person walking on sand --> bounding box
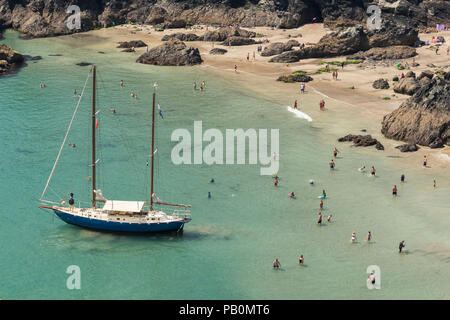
[335,71,338,80]
[319,100,325,110]
[433,178,436,188]
[300,83,305,94]
[234,65,237,73]
[423,155,428,167]
[253,51,255,61]
[294,100,298,109]
[341,61,344,69]
[247,52,249,61]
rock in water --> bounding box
[382,76,450,148]
[0,44,24,75]
[136,39,202,66]
[373,79,390,89]
[338,134,384,150]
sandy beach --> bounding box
[66,23,450,176]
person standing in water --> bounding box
[322,190,327,198]
[399,240,406,253]
[317,212,323,225]
[367,231,372,242]
[299,255,304,265]
[273,259,281,269]
[327,214,332,222]
[274,177,278,186]
[234,64,238,73]
[351,232,357,243]
[120,80,124,88]
[433,179,436,188]
[329,159,335,169]
[319,199,323,209]
[333,147,339,158]
[392,185,397,196]
[208,192,212,198]
[401,174,405,182]
[294,100,298,109]
[371,166,376,176]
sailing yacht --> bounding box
[38,66,191,233]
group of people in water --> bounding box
[193,80,206,91]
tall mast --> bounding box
[91,66,96,208]
[150,91,156,211]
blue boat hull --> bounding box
[53,209,185,233]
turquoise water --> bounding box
[1,30,449,299]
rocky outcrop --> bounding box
[348,46,417,61]
[395,143,419,152]
[382,75,450,148]
[136,39,202,66]
[0,1,447,39]
[261,41,298,57]
[270,26,368,63]
[366,15,418,48]
[117,40,147,48]
[0,44,24,75]
[202,26,256,42]
[373,79,390,89]
[338,134,384,150]
[393,77,421,95]
[220,36,259,46]
[209,48,227,55]
[161,33,200,41]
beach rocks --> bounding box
[117,40,147,48]
[405,71,416,78]
[417,70,434,80]
[338,134,384,150]
[392,76,399,82]
[136,39,202,66]
[393,77,421,95]
[209,48,227,55]
[0,44,24,75]
[348,46,417,61]
[261,41,297,57]
[202,27,256,42]
[277,73,313,83]
[395,143,419,152]
[76,62,93,66]
[365,15,418,48]
[220,36,259,46]
[270,26,368,63]
[382,76,450,148]
[161,33,200,42]
[372,79,390,89]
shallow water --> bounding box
[0,30,449,299]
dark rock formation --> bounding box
[136,39,202,66]
[121,48,135,52]
[366,15,418,48]
[393,77,421,96]
[202,26,256,42]
[209,48,227,55]
[76,62,92,66]
[221,36,259,46]
[277,74,313,83]
[396,143,419,152]
[417,70,434,80]
[382,75,450,148]
[338,134,384,150]
[0,44,24,75]
[161,33,200,41]
[405,71,416,78]
[270,26,368,63]
[373,79,390,89]
[348,46,417,61]
[117,40,147,48]
[392,76,399,81]
[261,41,296,57]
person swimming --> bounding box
[68,143,76,148]
[109,107,116,114]
[289,192,296,198]
[368,272,376,285]
[309,179,314,185]
[322,190,326,198]
[359,165,366,172]
[210,178,215,183]
[327,214,332,222]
